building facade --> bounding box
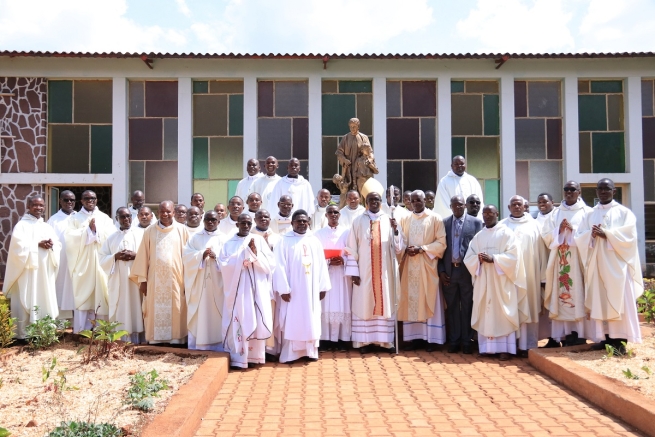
[0,52,654,277]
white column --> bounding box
[308,75,322,193]
[111,77,128,211]
[243,76,257,176]
[499,75,516,214]
[372,77,387,188]
[177,77,193,204]
[437,76,452,182]
[562,75,581,181]
[625,76,646,265]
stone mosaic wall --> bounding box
[0,184,45,279]
[0,77,47,173]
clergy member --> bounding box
[65,190,114,332]
[251,156,281,212]
[382,185,410,222]
[99,207,144,343]
[542,181,592,347]
[575,179,643,352]
[235,158,264,202]
[315,205,352,351]
[345,192,405,354]
[270,195,293,235]
[339,190,365,228]
[252,209,282,251]
[311,188,332,231]
[425,190,436,211]
[3,195,60,338]
[466,194,482,218]
[174,204,188,225]
[47,190,76,320]
[398,190,447,351]
[221,214,275,368]
[185,206,203,235]
[190,193,206,214]
[464,205,524,361]
[128,190,156,228]
[136,206,155,229]
[214,203,227,220]
[246,192,263,219]
[218,196,245,237]
[536,193,555,229]
[130,200,190,344]
[268,158,315,216]
[183,211,225,351]
[434,156,484,218]
[273,210,331,363]
[500,196,546,356]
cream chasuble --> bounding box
[65,207,114,315]
[3,214,61,338]
[220,233,274,368]
[339,205,366,229]
[47,209,76,317]
[183,230,224,350]
[130,222,189,343]
[434,171,485,219]
[575,201,643,343]
[99,228,145,340]
[251,174,281,212]
[252,227,282,251]
[270,213,292,236]
[268,175,316,216]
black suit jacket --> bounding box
[438,213,484,277]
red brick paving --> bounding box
[195,349,644,436]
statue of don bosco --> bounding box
[334,118,379,205]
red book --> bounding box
[323,249,342,259]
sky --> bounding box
[0,0,653,54]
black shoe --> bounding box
[337,340,348,352]
[387,347,396,354]
[590,341,609,350]
[305,356,319,362]
[425,343,438,353]
[462,344,472,354]
[517,350,529,358]
[402,342,417,351]
[359,345,373,354]
[447,344,460,353]
[542,338,561,348]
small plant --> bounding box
[24,307,70,351]
[78,318,130,364]
[0,299,16,351]
[642,365,652,375]
[621,341,635,358]
[605,344,616,358]
[637,282,655,323]
[125,369,169,411]
[46,421,121,437]
[622,368,640,380]
[42,357,78,393]
[0,427,11,437]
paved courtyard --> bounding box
[195,349,643,437]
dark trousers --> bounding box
[442,265,474,346]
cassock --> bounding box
[218,217,238,238]
[235,173,264,201]
[99,228,145,343]
[130,222,189,344]
[536,210,554,230]
[315,225,352,342]
[65,207,114,332]
[220,233,275,368]
[183,229,224,351]
[398,210,447,344]
[47,209,76,319]
[500,214,547,350]
[273,231,331,363]
[434,171,484,218]
[268,176,316,216]
[251,174,281,212]
[2,214,60,338]
[311,205,328,231]
[345,211,405,348]
[185,225,203,236]
[270,213,292,235]
[464,224,526,354]
[542,200,593,341]
[339,205,366,228]
[575,201,643,343]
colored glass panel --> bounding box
[145,81,178,118]
[90,125,112,173]
[229,94,244,136]
[420,118,436,159]
[322,80,338,94]
[592,132,625,173]
[387,118,419,159]
[483,94,500,136]
[451,81,464,93]
[607,94,624,131]
[386,81,401,117]
[145,161,178,203]
[293,118,309,160]
[228,180,239,199]
[193,81,208,94]
[129,81,144,117]
[275,81,308,117]
[644,160,655,202]
[339,81,372,93]
[322,94,356,136]
[515,161,529,200]
[578,80,590,94]
[193,137,209,179]
[451,94,482,136]
[546,119,563,160]
[130,161,145,194]
[210,137,243,179]
[514,81,527,117]
[643,118,655,159]
[74,81,112,124]
[451,137,465,158]
[578,95,607,131]
[642,80,654,117]
[466,137,499,179]
[402,81,436,117]
[258,81,274,117]
[210,81,243,94]
[484,179,500,210]
[404,161,436,192]
[322,137,339,179]
[194,180,227,209]
[387,161,402,191]
[48,125,89,173]
[129,118,163,160]
[356,93,373,136]
[193,94,228,136]
[529,161,561,203]
[515,119,546,159]
[591,80,622,94]
[258,118,291,160]
[163,119,178,160]
[579,132,592,173]
[48,80,73,123]
[466,81,498,94]
[527,81,560,117]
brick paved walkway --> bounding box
[196,349,643,437]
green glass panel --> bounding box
[484,179,500,211]
[130,161,145,194]
[607,94,624,131]
[193,81,209,94]
[229,94,244,136]
[483,94,500,136]
[322,136,339,179]
[91,125,112,174]
[48,80,73,123]
[322,94,356,136]
[451,137,465,158]
[194,180,227,209]
[592,132,625,173]
[339,80,372,93]
[210,137,242,179]
[591,80,622,94]
[467,137,499,179]
[193,137,209,179]
[451,81,464,93]
[228,180,239,199]
[578,95,607,131]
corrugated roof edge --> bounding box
[1,51,655,59]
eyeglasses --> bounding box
[62,199,75,203]
[563,187,577,192]
[82,197,97,201]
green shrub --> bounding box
[78,319,129,364]
[0,426,11,437]
[0,300,16,350]
[125,369,169,411]
[46,421,121,437]
[638,279,655,323]
[25,307,70,351]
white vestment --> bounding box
[235,173,264,202]
[535,210,553,230]
[542,200,593,341]
[381,203,410,222]
[500,214,547,350]
[315,226,352,342]
[185,225,203,236]
[3,214,60,338]
[268,175,316,216]
[345,211,405,348]
[218,216,238,238]
[339,205,366,229]
[270,213,292,236]
[47,209,76,318]
[434,171,484,219]
[575,201,643,343]
[183,230,225,351]
[220,233,274,368]
[99,228,145,343]
[251,226,281,355]
[252,227,282,251]
[273,232,331,362]
[311,205,328,231]
[535,209,555,339]
[251,174,282,212]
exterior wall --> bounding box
[0,56,654,277]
